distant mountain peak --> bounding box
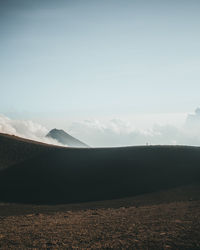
[46,128,88,147]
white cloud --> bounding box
[0,114,63,146]
[185,107,200,127]
[1,108,200,148]
[69,109,200,147]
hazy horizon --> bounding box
[1,107,200,147]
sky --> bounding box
[1,0,200,146]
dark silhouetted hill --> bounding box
[0,133,55,170]
[46,128,88,147]
[0,132,200,204]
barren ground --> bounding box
[0,185,200,249]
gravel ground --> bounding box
[0,187,200,249]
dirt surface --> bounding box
[0,185,200,249]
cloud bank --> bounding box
[1,108,200,147]
[0,114,62,146]
[69,109,200,147]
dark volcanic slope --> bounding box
[0,133,200,204]
[0,133,54,170]
[47,128,88,147]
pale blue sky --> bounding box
[1,0,200,120]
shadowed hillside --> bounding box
[0,133,200,204]
[0,133,54,170]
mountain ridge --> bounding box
[46,128,88,147]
